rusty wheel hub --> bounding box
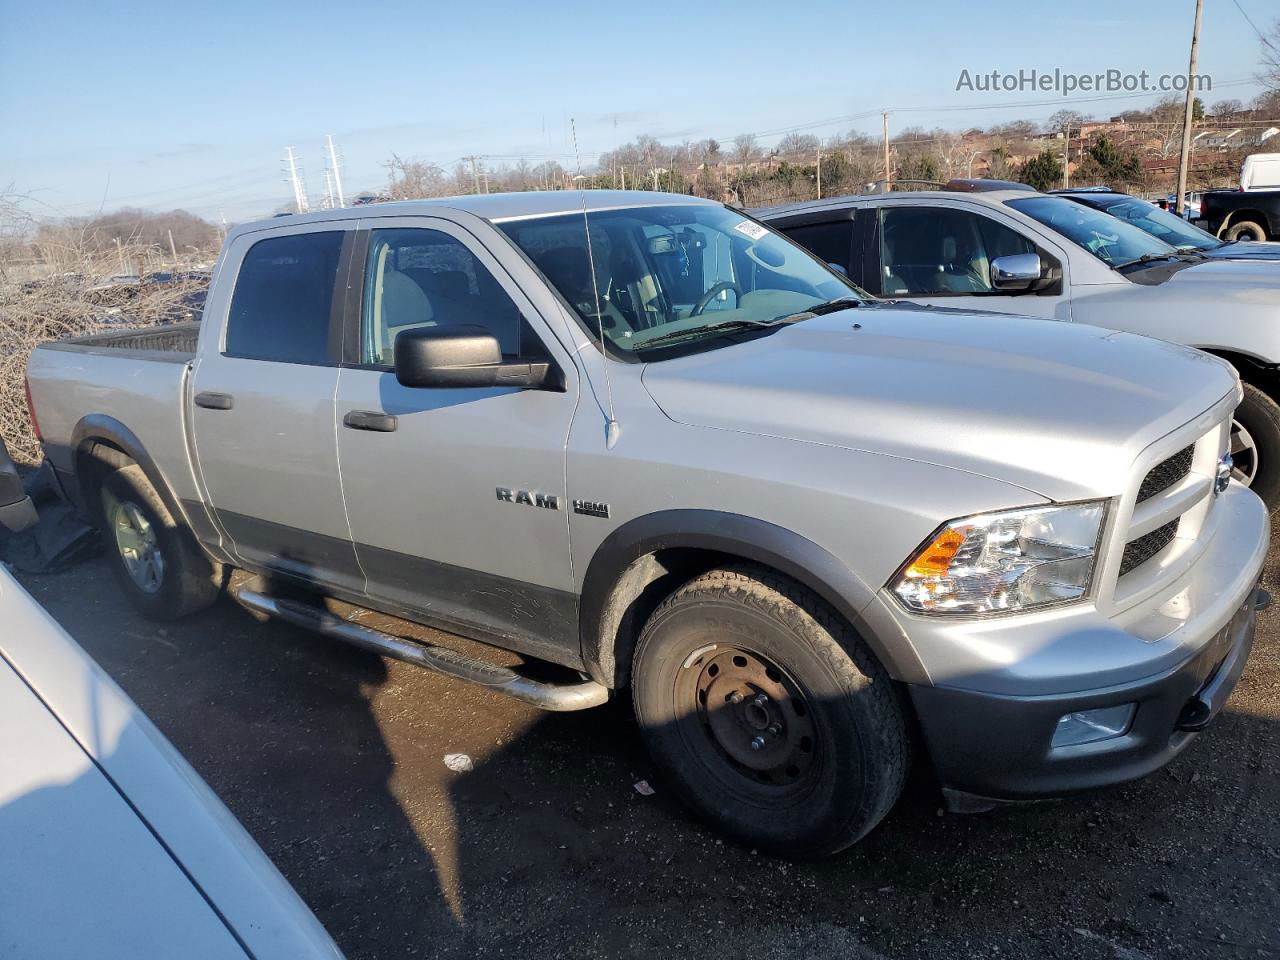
[688,647,816,787]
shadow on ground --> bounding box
[15,537,1280,960]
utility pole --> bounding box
[283,146,309,213]
[464,156,482,194]
[325,134,346,207]
[114,237,127,275]
[1175,0,1204,217]
[816,145,823,199]
[167,229,177,262]
[1063,126,1071,189]
[882,112,891,190]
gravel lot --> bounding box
[14,519,1280,960]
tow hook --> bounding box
[1255,588,1271,612]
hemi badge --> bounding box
[573,499,610,519]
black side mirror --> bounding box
[394,325,558,390]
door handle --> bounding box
[194,391,234,411]
[343,410,398,433]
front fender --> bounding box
[578,509,928,688]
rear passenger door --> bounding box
[869,201,1069,319]
[333,217,581,665]
[190,222,362,593]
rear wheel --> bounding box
[1225,220,1268,242]
[1232,383,1280,510]
[99,465,222,619]
[632,566,907,857]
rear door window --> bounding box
[226,231,345,363]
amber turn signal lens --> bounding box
[904,527,966,577]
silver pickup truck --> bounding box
[26,191,1269,856]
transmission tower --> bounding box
[282,146,310,213]
[325,134,346,207]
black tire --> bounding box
[1225,220,1268,242]
[632,565,907,857]
[99,464,222,620]
[1233,383,1280,510]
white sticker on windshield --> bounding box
[733,220,768,241]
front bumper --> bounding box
[900,483,1269,803]
[910,585,1260,803]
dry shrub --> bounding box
[0,262,207,463]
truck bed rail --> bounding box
[41,322,200,362]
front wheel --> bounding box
[632,566,907,857]
[99,464,222,619]
[1232,383,1280,510]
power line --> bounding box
[1230,0,1279,54]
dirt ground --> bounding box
[14,521,1280,960]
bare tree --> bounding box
[383,153,450,199]
[731,134,759,165]
[1046,110,1087,134]
[775,133,820,158]
[1260,17,1280,92]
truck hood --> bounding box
[1159,256,1280,292]
[1204,241,1280,261]
[640,306,1237,502]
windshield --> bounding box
[1083,196,1221,251]
[497,204,863,357]
[1006,195,1179,268]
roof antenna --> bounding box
[572,117,620,448]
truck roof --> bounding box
[229,190,718,239]
[756,188,1042,220]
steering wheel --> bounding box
[690,281,743,317]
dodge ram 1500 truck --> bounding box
[26,191,1269,856]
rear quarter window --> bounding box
[226,231,345,363]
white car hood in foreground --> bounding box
[0,568,342,960]
[642,306,1238,503]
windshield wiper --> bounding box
[1116,252,1184,269]
[633,316,802,351]
[771,296,864,323]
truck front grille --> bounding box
[1136,444,1194,503]
[1119,518,1180,577]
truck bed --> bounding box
[27,321,205,514]
[41,322,201,363]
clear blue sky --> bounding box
[0,0,1270,222]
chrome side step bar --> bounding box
[234,589,610,712]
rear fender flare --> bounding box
[69,415,189,528]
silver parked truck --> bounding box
[26,191,1269,856]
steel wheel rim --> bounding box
[1231,418,1258,486]
[676,643,819,798]
[110,497,164,593]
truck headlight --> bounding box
[890,501,1107,615]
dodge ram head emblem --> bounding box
[496,487,560,510]
[1215,454,1233,495]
